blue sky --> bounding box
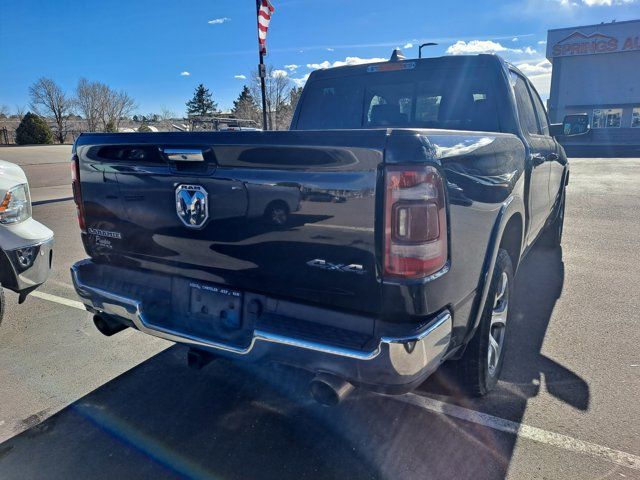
[0,0,638,116]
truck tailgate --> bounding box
[75,131,386,315]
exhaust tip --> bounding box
[187,348,216,370]
[93,314,127,337]
[309,374,354,407]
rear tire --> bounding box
[457,249,513,397]
[541,187,565,248]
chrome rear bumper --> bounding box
[71,259,452,391]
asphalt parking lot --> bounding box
[0,146,638,479]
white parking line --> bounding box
[304,223,374,232]
[28,290,640,472]
[399,394,640,471]
[30,291,86,311]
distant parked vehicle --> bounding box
[187,116,261,132]
[0,160,54,324]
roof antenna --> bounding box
[419,43,438,58]
[390,49,406,62]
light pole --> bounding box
[419,42,438,59]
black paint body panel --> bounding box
[75,128,523,348]
[73,54,567,350]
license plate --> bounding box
[189,282,242,328]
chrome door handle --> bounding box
[163,148,204,162]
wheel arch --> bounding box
[499,213,523,274]
[464,196,525,344]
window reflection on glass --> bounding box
[632,108,640,128]
[606,111,621,128]
[415,95,441,122]
[592,108,622,129]
[365,83,413,126]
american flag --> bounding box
[257,0,275,55]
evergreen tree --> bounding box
[231,86,260,124]
[105,119,118,132]
[186,84,218,116]
[15,112,53,145]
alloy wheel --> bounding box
[271,208,287,225]
[488,271,509,376]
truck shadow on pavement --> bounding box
[0,245,589,480]
[424,244,589,411]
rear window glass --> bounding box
[295,84,364,130]
[365,83,413,127]
[296,66,500,132]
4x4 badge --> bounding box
[307,259,366,275]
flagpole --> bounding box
[257,0,269,130]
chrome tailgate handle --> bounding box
[163,148,204,162]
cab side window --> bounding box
[510,71,540,136]
[530,87,550,136]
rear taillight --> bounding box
[384,165,447,278]
[71,154,86,233]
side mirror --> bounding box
[550,114,590,137]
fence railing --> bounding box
[0,117,258,145]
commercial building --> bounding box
[546,19,640,154]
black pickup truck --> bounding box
[71,54,588,405]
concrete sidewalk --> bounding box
[1,145,74,204]
[0,144,71,166]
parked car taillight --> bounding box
[71,154,86,233]
[384,165,447,278]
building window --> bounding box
[592,108,622,129]
[632,108,640,128]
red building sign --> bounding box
[552,31,640,57]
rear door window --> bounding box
[511,71,540,135]
[530,86,550,136]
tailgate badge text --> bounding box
[307,259,366,275]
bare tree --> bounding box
[102,89,136,130]
[158,106,177,130]
[29,77,74,144]
[0,105,9,118]
[14,105,26,120]
[250,66,292,130]
[75,79,136,132]
[159,106,176,122]
[75,79,102,132]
